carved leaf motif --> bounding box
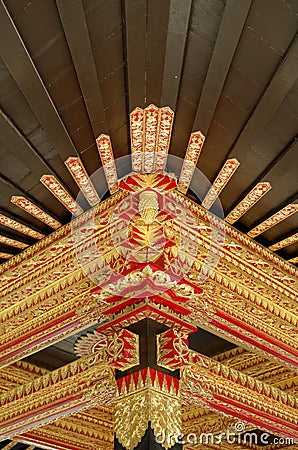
[114,392,149,450]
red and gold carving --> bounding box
[0,362,114,450]
[202,158,240,210]
[130,106,145,172]
[226,182,272,224]
[1,104,298,450]
[65,156,100,206]
[0,351,115,439]
[11,196,62,229]
[269,232,298,251]
[2,348,296,450]
[96,134,119,194]
[289,256,298,264]
[115,368,181,450]
[0,252,13,259]
[181,362,298,440]
[75,328,140,371]
[248,204,298,238]
[157,333,298,439]
[0,235,28,249]
[155,106,174,171]
[17,406,114,450]
[143,104,159,172]
[120,172,177,192]
[0,174,297,371]
[177,131,205,194]
[40,175,83,216]
[0,213,44,240]
[130,105,174,173]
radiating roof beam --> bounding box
[160,0,192,110]
[177,131,205,194]
[225,140,298,220]
[269,232,298,251]
[130,105,175,173]
[0,252,13,259]
[0,109,62,179]
[124,0,147,111]
[130,106,144,172]
[155,107,174,172]
[0,1,79,160]
[288,256,298,265]
[248,204,298,238]
[40,176,84,217]
[0,213,44,240]
[0,172,63,227]
[202,158,240,210]
[56,0,108,136]
[65,157,100,206]
[143,104,160,173]
[1,441,19,450]
[96,134,119,195]
[193,0,252,133]
[226,35,298,159]
[11,196,62,230]
[225,182,272,224]
[0,235,28,249]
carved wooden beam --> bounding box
[0,174,297,369]
[1,345,296,450]
[16,406,114,450]
[0,326,139,442]
[0,351,115,440]
[0,361,114,449]
[158,330,298,440]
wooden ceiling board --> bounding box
[171,0,226,156]
[0,0,297,372]
[145,0,170,106]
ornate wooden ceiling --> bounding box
[0,1,297,450]
[0,0,297,264]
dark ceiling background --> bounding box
[0,4,297,449]
[0,0,297,263]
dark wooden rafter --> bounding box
[56,0,109,137]
[269,226,298,252]
[192,0,252,134]
[0,206,45,238]
[0,0,79,161]
[160,0,192,110]
[0,442,38,450]
[0,442,21,450]
[226,138,298,216]
[0,109,62,179]
[123,0,147,111]
[0,173,62,226]
[227,34,298,160]
[0,227,31,248]
[0,3,297,447]
[145,0,171,106]
[0,108,82,215]
[0,247,17,258]
[199,29,298,243]
[247,192,298,233]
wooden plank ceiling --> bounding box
[0,2,297,449]
[0,0,297,259]
[0,0,297,367]
[0,0,296,262]
[0,0,298,359]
